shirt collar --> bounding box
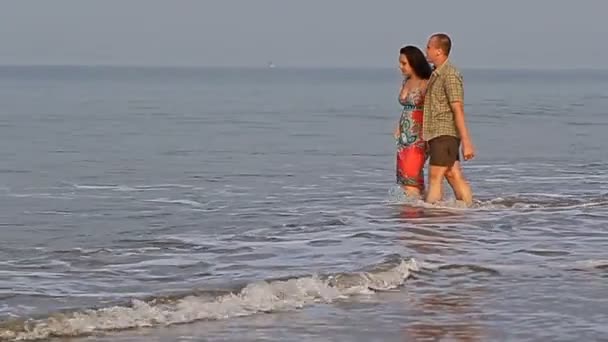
[432,59,450,76]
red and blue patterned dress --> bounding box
[396,87,427,191]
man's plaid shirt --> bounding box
[422,60,464,141]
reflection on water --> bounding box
[394,203,484,341]
[402,289,485,342]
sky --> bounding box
[1,0,606,69]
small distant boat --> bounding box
[267,61,276,69]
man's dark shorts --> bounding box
[428,135,460,167]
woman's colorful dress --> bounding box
[396,87,427,190]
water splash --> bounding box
[0,256,418,341]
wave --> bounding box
[387,186,608,211]
[0,255,418,341]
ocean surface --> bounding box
[0,65,607,341]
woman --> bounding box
[393,45,433,197]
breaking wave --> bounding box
[0,256,418,341]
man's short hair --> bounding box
[431,33,452,56]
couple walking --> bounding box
[394,33,475,206]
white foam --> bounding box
[72,184,138,191]
[0,258,418,341]
[144,198,208,208]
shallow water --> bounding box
[0,66,607,341]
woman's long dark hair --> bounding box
[400,45,432,79]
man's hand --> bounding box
[462,138,475,161]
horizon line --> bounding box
[0,63,606,71]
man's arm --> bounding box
[450,100,472,143]
[445,73,475,160]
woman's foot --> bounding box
[401,185,422,199]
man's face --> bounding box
[426,37,440,64]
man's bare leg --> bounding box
[444,161,473,206]
[425,165,448,203]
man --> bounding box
[422,33,475,206]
